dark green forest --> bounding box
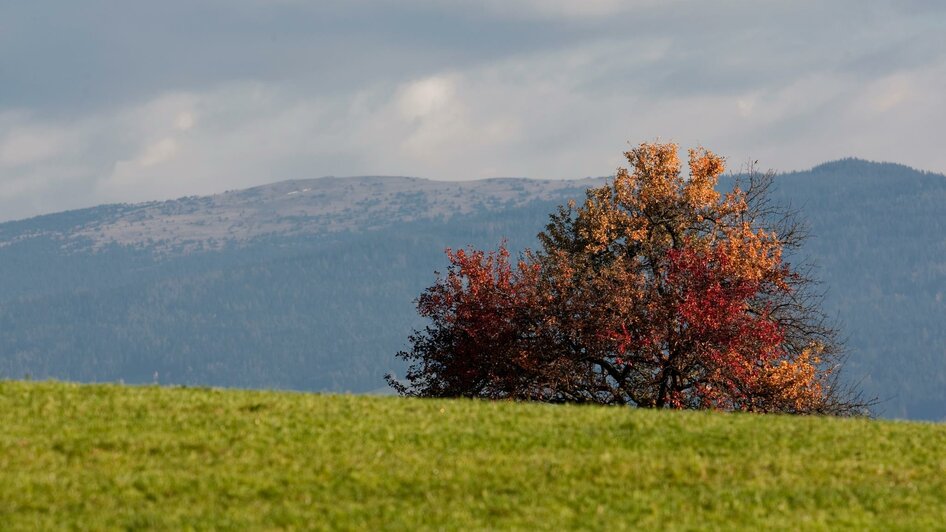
[763,160,946,419]
[0,160,943,419]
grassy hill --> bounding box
[2,382,944,530]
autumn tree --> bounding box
[389,142,867,415]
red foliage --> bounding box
[389,244,546,399]
[664,247,787,409]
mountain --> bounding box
[761,159,946,419]
[0,176,600,393]
[0,161,943,419]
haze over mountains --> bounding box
[0,159,943,419]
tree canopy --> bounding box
[389,142,866,415]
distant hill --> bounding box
[0,161,943,419]
[761,159,946,419]
[0,176,600,394]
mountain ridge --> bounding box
[0,175,604,255]
[4,155,942,235]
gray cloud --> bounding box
[1,0,944,221]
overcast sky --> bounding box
[1,1,944,221]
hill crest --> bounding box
[0,175,603,255]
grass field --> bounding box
[1,381,945,530]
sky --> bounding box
[1,0,944,221]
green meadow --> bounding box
[1,381,944,530]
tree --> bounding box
[389,142,867,415]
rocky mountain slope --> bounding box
[1,176,601,254]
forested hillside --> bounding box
[0,177,593,394]
[763,160,946,419]
[0,161,943,419]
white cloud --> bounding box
[479,0,634,19]
[396,76,455,120]
[138,138,180,167]
[863,74,913,113]
[1,1,945,221]
[384,0,670,20]
[175,112,196,131]
[736,96,757,118]
[0,122,74,167]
